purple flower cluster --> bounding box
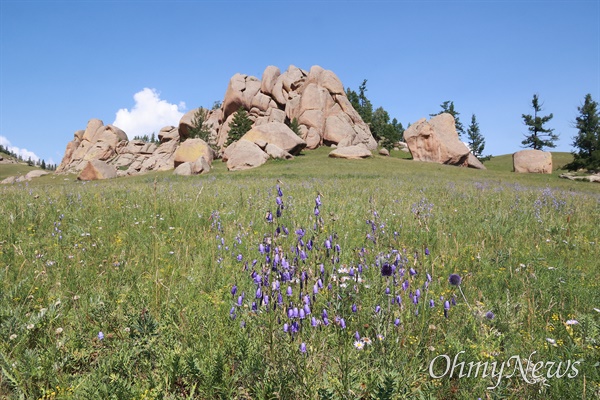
[228,186,466,353]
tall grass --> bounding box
[0,151,599,399]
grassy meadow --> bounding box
[0,149,599,399]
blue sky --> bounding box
[1,0,599,164]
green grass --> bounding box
[0,162,41,181]
[0,149,598,399]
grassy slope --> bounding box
[1,148,598,399]
[0,161,42,181]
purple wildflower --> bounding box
[449,274,462,286]
[300,343,307,353]
[231,285,237,296]
[98,331,104,341]
[486,311,495,320]
[381,262,393,277]
[352,304,357,313]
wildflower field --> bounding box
[1,149,599,399]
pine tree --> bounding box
[565,93,600,171]
[41,159,46,170]
[288,117,301,136]
[430,101,464,137]
[345,79,373,124]
[226,107,253,147]
[188,108,214,146]
[466,114,485,158]
[521,94,558,150]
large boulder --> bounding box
[329,145,372,159]
[225,140,270,171]
[404,114,485,169]
[241,122,306,155]
[513,149,552,174]
[77,160,117,181]
[173,138,215,167]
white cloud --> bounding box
[113,88,186,138]
[0,136,40,162]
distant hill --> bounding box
[0,153,47,180]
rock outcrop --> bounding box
[56,65,377,176]
[404,114,485,169]
[513,149,552,174]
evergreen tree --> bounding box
[150,132,156,144]
[466,114,485,158]
[371,107,403,150]
[346,79,373,124]
[346,80,403,149]
[188,108,214,146]
[521,94,558,150]
[430,101,464,137]
[41,159,46,170]
[288,117,301,136]
[27,156,33,166]
[565,93,600,171]
[226,107,253,147]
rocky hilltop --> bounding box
[57,65,378,176]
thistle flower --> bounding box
[448,274,462,286]
[486,311,495,320]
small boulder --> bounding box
[24,170,50,180]
[77,160,117,181]
[329,145,372,159]
[265,143,293,160]
[379,148,390,156]
[226,140,269,171]
[513,150,552,174]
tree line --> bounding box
[0,145,57,170]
